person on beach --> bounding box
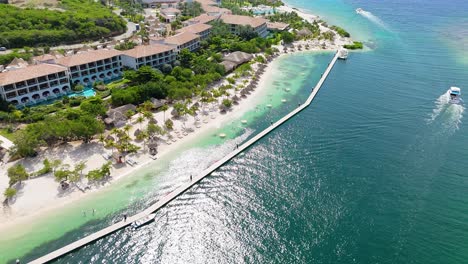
[190,175,192,181]
[92,209,96,216]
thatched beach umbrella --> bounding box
[232,96,239,105]
[171,108,179,117]
[148,117,157,124]
[134,128,142,137]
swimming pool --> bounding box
[69,88,96,97]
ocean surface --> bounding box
[5,0,468,263]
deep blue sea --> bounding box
[13,0,468,263]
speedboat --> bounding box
[131,213,156,229]
[338,48,348,60]
[356,8,364,14]
[448,86,462,104]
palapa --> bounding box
[134,128,142,137]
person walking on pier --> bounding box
[123,214,127,222]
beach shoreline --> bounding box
[0,47,337,233]
[0,4,350,261]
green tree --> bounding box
[178,48,194,68]
[165,118,174,130]
[74,161,86,180]
[80,97,107,117]
[50,159,62,173]
[7,164,29,186]
[222,99,233,109]
[3,187,17,203]
[160,104,169,121]
[54,168,72,182]
[136,115,145,129]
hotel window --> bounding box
[17,89,28,96]
[6,92,16,99]
[28,86,39,92]
[4,85,14,92]
[48,74,57,80]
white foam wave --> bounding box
[429,92,450,121]
[358,10,389,30]
[427,91,465,132]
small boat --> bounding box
[126,158,138,166]
[338,48,348,60]
[448,86,462,104]
[131,213,156,229]
[356,8,364,14]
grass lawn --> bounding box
[107,79,130,90]
[0,128,17,141]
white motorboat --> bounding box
[356,8,364,14]
[131,213,156,229]
[448,86,462,104]
[338,48,348,60]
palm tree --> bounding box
[143,111,153,121]
[141,100,155,112]
[110,128,120,138]
[74,161,86,181]
[98,134,105,147]
[136,115,145,129]
[160,105,169,122]
[123,124,132,137]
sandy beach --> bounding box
[0,3,352,238]
[0,51,289,232]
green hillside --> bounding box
[0,0,126,48]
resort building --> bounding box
[220,14,269,38]
[159,32,201,52]
[160,7,181,23]
[140,0,179,8]
[195,0,231,16]
[267,22,290,32]
[0,64,70,106]
[121,44,176,69]
[54,49,123,87]
[183,14,219,26]
[175,23,212,40]
[220,51,253,72]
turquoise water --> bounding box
[69,87,96,97]
[1,53,331,263]
[7,0,468,262]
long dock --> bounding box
[29,51,340,264]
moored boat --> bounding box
[131,213,156,229]
[338,48,348,60]
[448,86,462,104]
[356,8,364,14]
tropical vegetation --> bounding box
[0,0,126,48]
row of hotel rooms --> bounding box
[0,14,286,106]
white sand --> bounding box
[0,6,350,232]
[0,58,279,232]
[277,4,354,48]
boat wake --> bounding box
[357,9,389,30]
[427,92,464,132]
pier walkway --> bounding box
[30,50,340,264]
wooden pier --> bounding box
[29,51,340,264]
